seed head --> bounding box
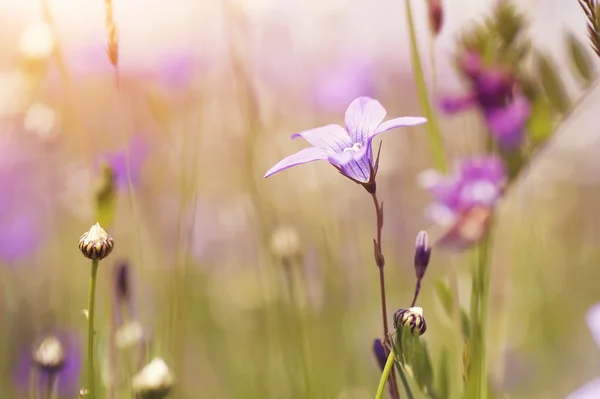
[414,230,432,279]
[269,226,301,260]
[115,321,145,350]
[393,307,427,336]
[78,223,114,261]
[32,335,65,373]
[132,357,174,399]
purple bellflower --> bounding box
[420,156,507,250]
[440,52,531,149]
[566,304,600,399]
[264,97,427,186]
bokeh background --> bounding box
[0,0,599,398]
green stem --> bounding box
[45,373,55,399]
[375,350,396,399]
[467,230,493,399]
[86,259,100,398]
[397,365,415,399]
[404,0,447,172]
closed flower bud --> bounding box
[414,230,431,280]
[269,226,301,260]
[114,260,130,303]
[79,223,114,261]
[32,336,65,373]
[132,358,174,399]
[115,321,145,350]
[393,307,427,336]
[427,0,444,36]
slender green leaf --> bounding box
[566,32,596,85]
[536,52,571,114]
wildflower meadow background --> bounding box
[1,0,600,398]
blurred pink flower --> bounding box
[312,56,375,113]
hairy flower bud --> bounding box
[393,307,427,336]
[132,358,174,399]
[32,336,65,373]
[414,230,431,280]
[79,223,114,261]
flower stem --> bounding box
[404,0,447,172]
[86,259,100,398]
[370,191,400,399]
[45,373,55,399]
[397,364,415,399]
[375,351,396,399]
[467,229,493,399]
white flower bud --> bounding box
[132,358,174,399]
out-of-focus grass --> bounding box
[0,1,599,398]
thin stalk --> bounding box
[404,0,447,172]
[370,191,400,399]
[86,259,100,398]
[467,228,493,399]
[45,373,55,399]
[397,365,415,399]
[375,351,396,399]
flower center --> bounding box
[343,142,363,153]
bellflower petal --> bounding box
[291,124,352,152]
[372,116,428,138]
[341,159,372,182]
[485,96,531,149]
[264,147,328,178]
[344,97,387,143]
[587,303,600,349]
[566,379,600,399]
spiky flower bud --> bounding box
[79,223,114,261]
[132,358,174,399]
[269,226,301,260]
[32,336,65,373]
[393,307,427,336]
[414,231,431,280]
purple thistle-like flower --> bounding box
[566,304,600,399]
[440,52,531,149]
[14,332,82,398]
[95,135,148,189]
[264,97,427,183]
[420,156,506,250]
[420,156,507,227]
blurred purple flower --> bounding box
[264,96,427,183]
[14,332,82,398]
[566,304,600,399]
[440,52,531,149]
[419,156,506,250]
[312,57,375,112]
[96,135,148,189]
[0,134,60,262]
